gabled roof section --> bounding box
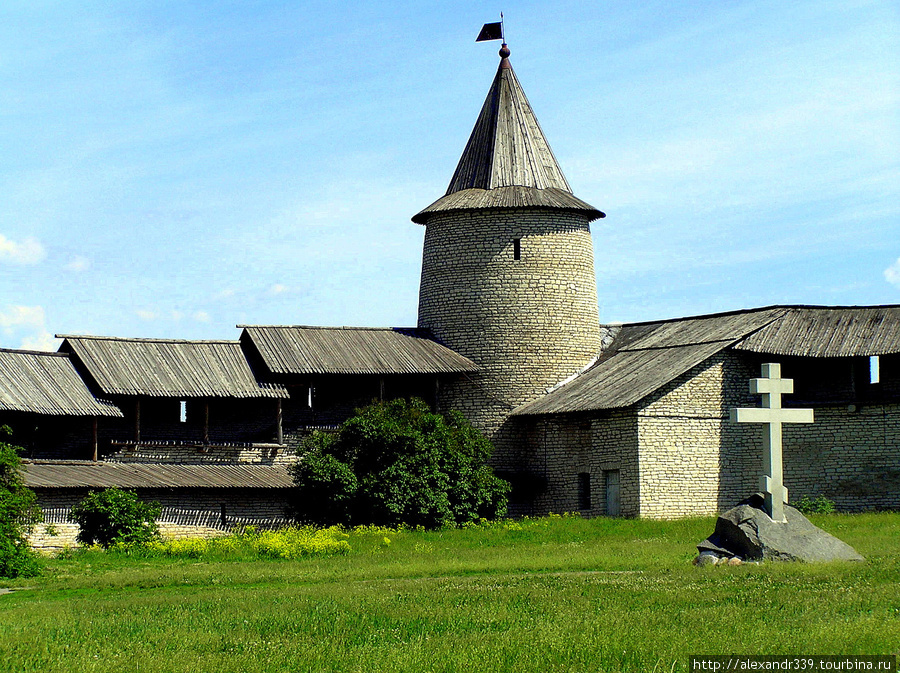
[513,307,788,416]
[0,348,123,417]
[513,304,900,417]
[57,336,286,399]
[413,45,603,224]
[239,326,479,376]
[21,460,294,489]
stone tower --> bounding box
[413,43,605,468]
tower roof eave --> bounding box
[411,186,605,224]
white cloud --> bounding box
[0,234,45,265]
[65,255,90,272]
[885,258,900,288]
[20,330,59,352]
[0,305,56,351]
[269,284,288,295]
[0,305,46,331]
[136,309,157,320]
[193,311,211,323]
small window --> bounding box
[577,472,591,510]
[513,238,521,260]
[179,400,187,423]
[870,355,880,384]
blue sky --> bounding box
[1,0,898,350]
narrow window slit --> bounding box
[513,238,521,260]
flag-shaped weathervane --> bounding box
[476,15,504,42]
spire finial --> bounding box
[499,43,510,59]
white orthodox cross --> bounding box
[730,363,814,523]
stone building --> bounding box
[408,45,900,518]
[413,42,605,478]
[3,42,900,547]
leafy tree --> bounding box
[289,398,509,528]
[69,488,162,547]
[0,427,42,578]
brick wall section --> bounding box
[28,488,292,551]
[418,208,601,469]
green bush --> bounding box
[0,428,42,578]
[69,488,162,547]
[793,494,837,514]
[289,398,509,529]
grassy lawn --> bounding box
[1,514,899,672]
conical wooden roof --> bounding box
[414,45,603,224]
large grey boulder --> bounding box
[697,494,864,563]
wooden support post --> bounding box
[91,417,98,462]
[134,399,141,444]
[379,377,385,401]
[276,398,284,445]
[433,377,440,412]
[203,401,210,445]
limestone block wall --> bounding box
[635,353,735,518]
[525,410,640,517]
[28,488,292,551]
[418,208,602,465]
[627,349,900,518]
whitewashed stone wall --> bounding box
[105,443,297,465]
[418,208,602,469]
[28,488,292,551]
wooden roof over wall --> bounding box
[57,336,286,399]
[22,460,294,489]
[413,48,602,224]
[0,348,122,417]
[240,326,478,376]
[732,305,900,357]
[513,305,900,416]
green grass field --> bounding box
[1,514,899,673]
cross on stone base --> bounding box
[730,363,814,522]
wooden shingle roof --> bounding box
[0,348,122,417]
[57,336,286,399]
[240,326,478,376]
[514,305,900,416]
[413,47,603,224]
[21,460,294,489]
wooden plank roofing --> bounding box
[513,305,900,416]
[732,305,900,357]
[57,336,286,399]
[412,186,603,224]
[240,326,478,376]
[0,348,122,417]
[413,49,602,224]
[21,460,294,489]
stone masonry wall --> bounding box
[418,208,602,470]
[635,353,733,518]
[28,488,292,551]
[526,410,640,517]
[630,349,900,518]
